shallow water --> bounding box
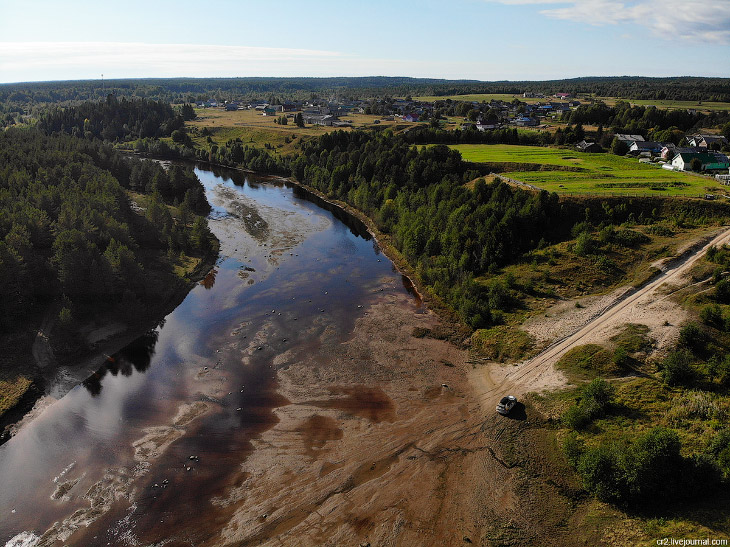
[0,166,419,546]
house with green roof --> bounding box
[671,152,730,172]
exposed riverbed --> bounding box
[1,165,502,546]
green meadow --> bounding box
[450,144,723,196]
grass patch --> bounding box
[611,323,653,354]
[471,325,534,361]
[555,344,619,381]
[450,144,721,196]
[0,375,33,416]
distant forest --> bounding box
[1,76,729,108]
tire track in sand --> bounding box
[474,225,730,403]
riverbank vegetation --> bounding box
[516,244,730,539]
[0,129,217,421]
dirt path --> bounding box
[472,226,730,404]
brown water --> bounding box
[0,166,421,546]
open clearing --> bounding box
[186,108,417,154]
[451,144,724,196]
[473,226,730,402]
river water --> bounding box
[0,165,421,546]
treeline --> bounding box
[404,126,553,146]
[0,129,216,343]
[286,130,575,327]
[132,135,290,176]
[3,76,729,108]
[564,100,730,138]
[38,95,186,141]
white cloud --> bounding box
[0,42,346,82]
[0,41,556,82]
[486,0,730,44]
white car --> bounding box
[496,395,517,415]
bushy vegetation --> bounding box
[0,129,216,340]
[38,94,186,142]
[566,426,721,507]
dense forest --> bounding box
[1,76,729,110]
[0,129,216,352]
[38,94,187,141]
[288,131,571,326]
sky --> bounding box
[1,0,729,84]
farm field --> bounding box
[413,93,730,113]
[186,108,417,153]
[595,97,730,112]
[413,93,546,104]
[450,144,725,196]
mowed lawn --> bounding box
[451,144,724,196]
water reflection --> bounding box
[82,329,159,396]
[291,186,372,241]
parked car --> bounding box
[496,395,517,415]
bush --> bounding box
[612,228,650,248]
[613,346,631,369]
[716,279,730,303]
[700,304,724,329]
[577,444,625,503]
[563,377,616,430]
[707,429,730,479]
[678,322,707,354]
[574,231,594,256]
[661,349,695,386]
[572,427,712,507]
[584,377,615,409]
[563,404,591,429]
[708,355,730,387]
[562,432,585,467]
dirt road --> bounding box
[472,225,730,404]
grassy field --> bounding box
[450,144,724,196]
[596,97,730,112]
[412,93,730,113]
[413,93,547,104]
[187,108,417,154]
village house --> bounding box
[661,145,696,161]
[614,133,645,144]
[513,116,538,127]
[576,140,602,153]
[629,141,663,155]
[476,120,500,131]
[688,134,729,149]
[671,152,730,172]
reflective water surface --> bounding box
[0,166,419,546]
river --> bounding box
[1,165,482,546]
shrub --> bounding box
[574,231,594,256]
[613,228,650,248]
[563,404,591,430]
[700,304,724,329]
[577,444,625,503]
[661,349,695,386]
[707,429,730,479]
[562,432,585,467]
[678,322,707,354]
[708,355,730,387]
[716,279,730,303]
[584,377,615,409]
[613,346,631,369]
